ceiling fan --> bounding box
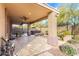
[19,16,29,25]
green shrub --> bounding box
[58,30,71,40]
[58,30,71,36]
[59,44,77,56]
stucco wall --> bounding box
[5,13,12,40]
[0,4,6,46]
[48,12,58,46]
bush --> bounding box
[58,30,71,40]
[58,30,71,36]
[59,44,77,56]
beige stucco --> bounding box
[5,14,11,40]
[0,4,6,38]
[0,4,11,46]
[48,12,58,46]
[0,4,6,46]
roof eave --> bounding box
[37,3,59,14]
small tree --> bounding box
[57,3,79,39]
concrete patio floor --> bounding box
[14,34,64,56]
[14,34,35,53]
[15,36,53,56]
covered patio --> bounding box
[0,3,59,55]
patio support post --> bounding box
[0,4,6,38]
[27,23,31,36]
[0,4,6,46]
[5,9,12,40]
[48,12,58,46]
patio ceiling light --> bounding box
[28,12,32,15]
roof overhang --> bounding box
[4,3,58,24]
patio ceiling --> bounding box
[5,3,52,24]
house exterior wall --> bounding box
[0,4,6,46]
[0,4,11,46]
[5,14,12,40]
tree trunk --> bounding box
[72,23,75,39]
[67,22,68,31]
[27,24,30,36]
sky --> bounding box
[47,3,62,9]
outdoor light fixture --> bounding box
[28,12,32,15]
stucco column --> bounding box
[6,20,12,40]
[0,4,6,38]
[5,9,12,40]
[0,4,6,46]
[48,12,58,46]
